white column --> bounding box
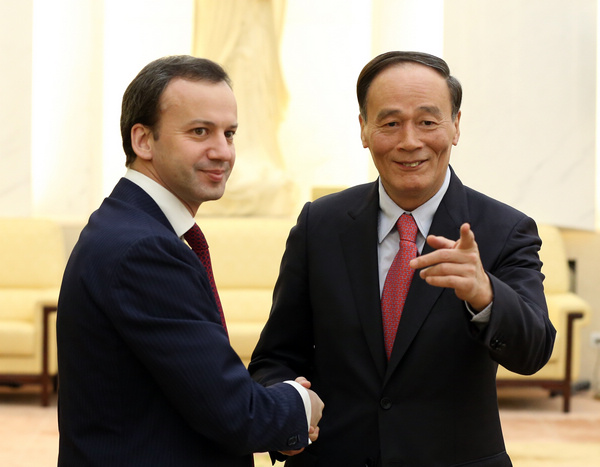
[0,0,33,216]
[31,0,104,220]
[29,0,194,220]
[367,0,445,181]
[278,0,373,206]
[101,0,195,198]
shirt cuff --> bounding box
[466,300,492,324]
[284,380,312,443]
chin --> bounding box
[207,187,227,202]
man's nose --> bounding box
[207,134,234,161]
[396,124,423,151]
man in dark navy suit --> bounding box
[57,55,323,467]
[249,51,555,466]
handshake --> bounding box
[283,376,325,457]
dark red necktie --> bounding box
[184,224,228,335]
[381,213,418,359]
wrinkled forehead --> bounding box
[366,63,453,115]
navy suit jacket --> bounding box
[250,169,555,467]
[57,178,308,467]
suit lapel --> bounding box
[384,169,469,383]
[340,182,388,378]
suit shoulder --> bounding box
[294,183,376,229]
[309,182,375,214]
[464,185,532,225]
[72,195,182,270]
[459,185,541,260]
[312,183,374,203]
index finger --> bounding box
[456,223,475,250]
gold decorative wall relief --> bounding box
[193,0,297,216]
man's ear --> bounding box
[359,114,368,148]
[452,111,461,146]
[131,123,153,161]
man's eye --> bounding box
[194,128,207,136]
[386,122,398,127]
[422,120,436,126]
[225,130,236,140]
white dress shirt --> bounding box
[377,167,491,323]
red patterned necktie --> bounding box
[184,224,228,335]
[381,213,418,359]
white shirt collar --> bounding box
[124,169,195,237]
[378,167,451,244]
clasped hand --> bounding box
[280,376,324,457]
[409,223,493,312]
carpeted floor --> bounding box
[0,385,599,467]
[496,387,600,467]
[256,387,600,466]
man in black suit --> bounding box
[56,55,323,467]
[249,51,555,466]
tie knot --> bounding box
[397,213,418,242]
[183,224,208,251]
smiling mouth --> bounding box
[203,169,226,182]
[400,161,423,168]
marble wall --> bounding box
[444,0,597,231]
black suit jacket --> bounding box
[57,178,308,467]
[250,169,555,467]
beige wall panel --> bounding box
[444,0,596,230]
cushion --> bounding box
[0,218,65,288]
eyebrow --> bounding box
[188,119,238,129]
[375,109,402,122]
[375,105,444,122]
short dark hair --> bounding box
[357,51,462,121]
[120,55,232,166]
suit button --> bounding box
[491,338,506,351]
[380,397,392,410]
[286,435,299,447]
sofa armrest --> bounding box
[496,291,590,412]
[546,292,591,377]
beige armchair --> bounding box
[0,218,64,406]
[496,224,591,412]
[200,216,295,366]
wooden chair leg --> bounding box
[496,311,584,413]
[562,381,571,413]
[561,311,584,413]
[41,305,57,407]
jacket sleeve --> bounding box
[103,234,309,455]
[478,215,556,375]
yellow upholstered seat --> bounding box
[0,218,64,405]
[199,216,295,366]
[496,224,591,412]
